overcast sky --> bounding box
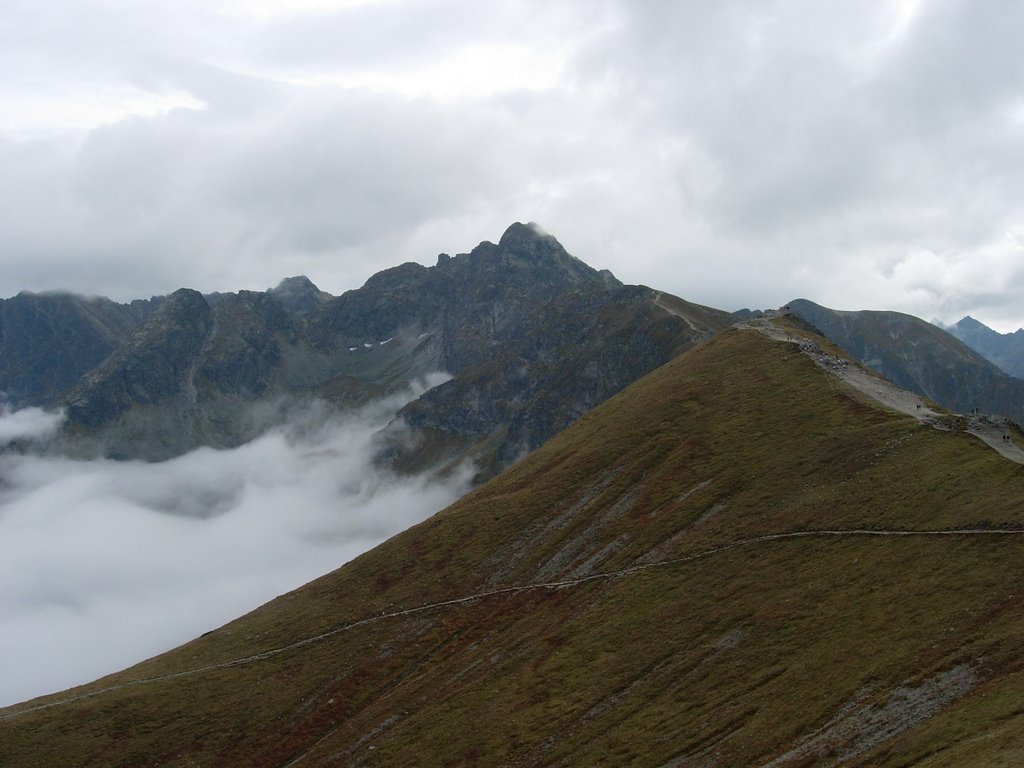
[2,0,1023,330]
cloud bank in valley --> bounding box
[0,378,470,707]
[0,406,63,444]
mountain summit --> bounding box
[491,221,610,286]
[268,275,331,315]
[947,315,1024,378]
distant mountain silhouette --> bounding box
[947,315,1024,378]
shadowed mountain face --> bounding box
[788,299,1024,425]
[383,283,726,480]
[0,292,158,407]
[7,223,732,473]
[5,324,1024,766]
[303,222,733,480]
[948,315,1024,379]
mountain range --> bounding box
[1,223,730,481]
[4,224,1021,478]
[3,224,1024,766]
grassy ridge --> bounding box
[3,327,1024,766]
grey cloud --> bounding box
[0,86,568,298]
[254,0,496,71]
[879,0,1024,126]
[554,0,1024,325]
[0,1,227,92]
[2,0,1023,329]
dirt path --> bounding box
[962,413,1024,463]
[4,527,1024,724]
[653,291,701,332]
[739,318,1024,466]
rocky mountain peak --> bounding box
[269,275,330,315]
[361,262,429,292]
[495,222,583,272]
[0,291,144,407]
[454,221,620,293]
[162,286,209,313]
[272,275,317,294]
[497,221,560,253]
[63,289,214,434]
[954,315,988,332]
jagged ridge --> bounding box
[11,223,731,475]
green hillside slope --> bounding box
[3,324,1024,767]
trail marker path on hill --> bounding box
[4,528,1024,723]
[740,317,1024,466]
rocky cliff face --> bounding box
[390,281,720,480]
[9,223,732,472]
[61,289,215,458]
[0,292,155,407]
[57,282,410,459]
[305,222,732,480]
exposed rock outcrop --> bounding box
[7,223,732,472]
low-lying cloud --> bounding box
[0,377,471,707]
[0,405,64,444]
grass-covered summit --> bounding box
[3,322,1024,766]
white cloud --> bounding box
[214,0,396,19]
[1,0,1023,324]
[0,406,64,444]
[277,43,569,102]
[0,379,471,707]
[0,86,204,139]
